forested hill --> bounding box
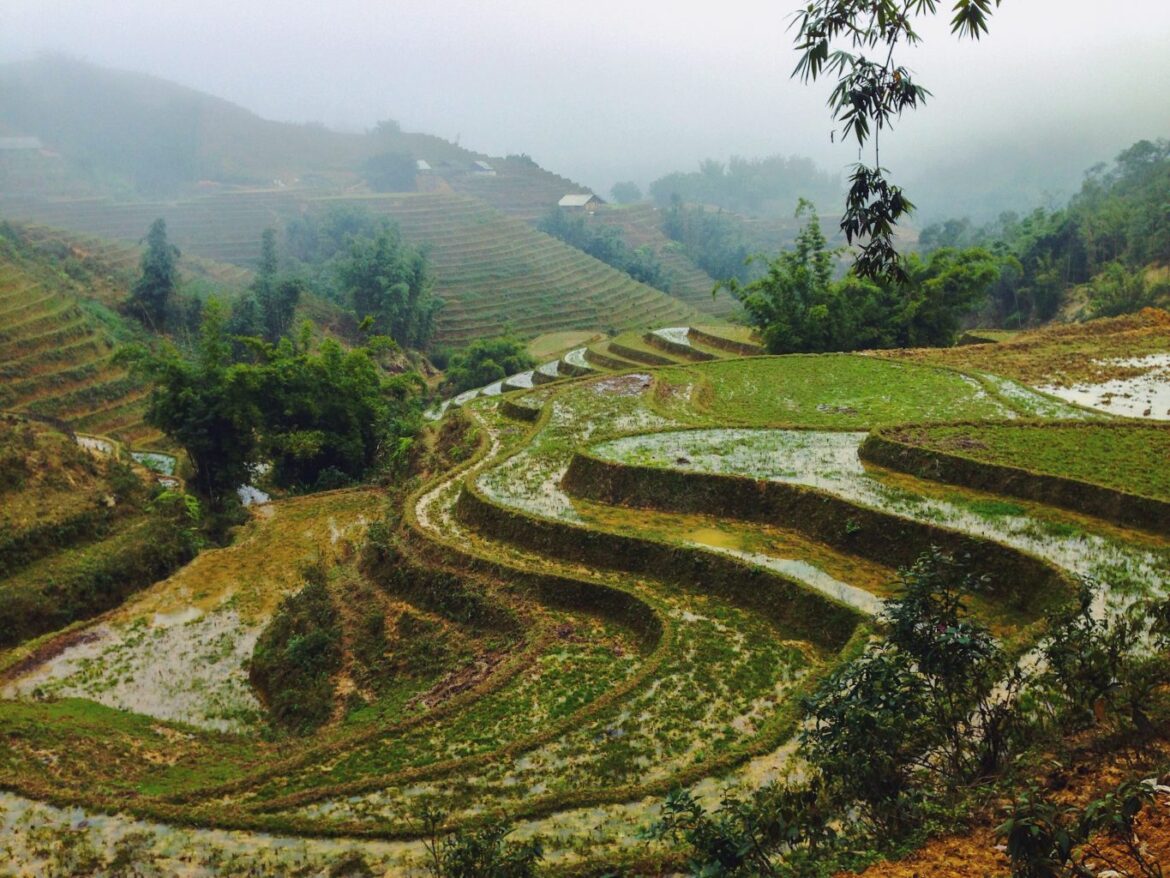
[919,139,1170,326]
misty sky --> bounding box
[3,1,1170,218]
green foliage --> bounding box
[726,204,995,353]
[1039,582,1169,743]
[420,807,543,878]
[121,303,425,503]
[791,0,1002,280]
[610,180,643,204]
[363,151,417,192]
[998,778,1168,878]
[334,225,441,348]
[1088,261,1168,318]
[921,139,1170,324]
[443,336,536,394]
[249,567,342,734]
[646,784,836,877]
[230,227,304,344]
[286,205,386,267]
[129,218,180,330]
[538,207,668,290]
[801,549,1019,834]
[119,300,257,506]
[661,197,752,283]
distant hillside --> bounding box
[0,55,481,197]
[2,192,704,344]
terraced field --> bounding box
[3,317,1169,874]
[2,190,715,345]
[586,204,736,315]
[0,235,158,445]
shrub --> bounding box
[420,807,542,878]
[249,566,342,734]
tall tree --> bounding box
[130,218,180,330]
[119,300,258,508]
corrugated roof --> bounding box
[558,193,599,207]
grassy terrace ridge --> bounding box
[647,353,1049,426]
[860,421,1170,536]
[873,421,1170,503]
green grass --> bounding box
[892,422,1170,501]
[653,354,1021,427]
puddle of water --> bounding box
[1038,353,1170,419]
[130,451,177,475]
[237,484,270,506]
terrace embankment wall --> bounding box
[860,426,1170,537]
[455,481,862,651]
[563,450,1074,616]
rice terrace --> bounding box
[3,3,1170,877]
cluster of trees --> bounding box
[919,139,1170,325]
[537,207,668,291]
[650,550,1170,877]
[125,218,204,335]
[226,228,304,345]
[128,209,441,353]
[649,155,840,217]
[363,150,417,192]
[442,336,535,395]
[660,197,753,284]
[727,203,995,353]
[120,302,425,513]
[284,205,442,349]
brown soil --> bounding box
[0,624,103,684]
[837,738,1170,878]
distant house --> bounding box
[416,159,432,172]
[473,160,496,176]
[558,193,604,212]
[0,136,43,151]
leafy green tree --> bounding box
[724,204,995,352]
[802,549,1019,834]
[335,227,441,348]
[122,304,425,508]
[119,300,258,508]
[610,180,643,204]
[661,197,752,283]
[229,228,304,344]
[1089,262,1167,318]
[647,783,836,877]
[130,218,180,330]
[791,0,1004,280]
[247,334,425,489]
[443,336,535,394]
[363,151,417,192]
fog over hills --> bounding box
[2,0,1169,221]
